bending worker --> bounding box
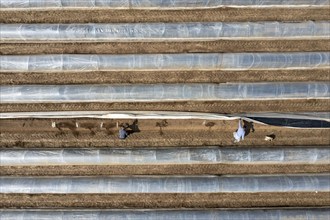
[119,126,128,140]
[233,119,245,143]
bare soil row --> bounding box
[1,8,329,23]
[1,100,329,113]
[1,119,329,148]
[1,69,329,85]
[2,130,328,148]
[1,192,329,208]
[2,164,329,176]
[1,40,329,55]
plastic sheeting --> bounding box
[1,83,329,103]
[1,175,329,193]
[1,209,329,220]
[0,111,241,119]
[1,147,329,166]
[1,111,329,122]
[0,111,329,120]
[1,53,329,72]
[246,116,330,128]
[1,22,329,42]
[236,112,330,122]
[1,0,329,9]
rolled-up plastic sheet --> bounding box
[1,53,329,72]
[1,147,329,166]
[1,209,329,220]
[1,22,329,41]
[1,111,329,121]
[1,0,329,9]
[0,83,329,103]
[1,174,328,193]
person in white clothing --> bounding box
[233,119,245,143]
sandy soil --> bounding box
[1,69,329,85]
[2,40,329,54]
[1,119,329,148]
[1,192,329,208]
[1,8,329,23]
[2,164,330,176]
[1,100,329,113]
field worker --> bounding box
[119,127,128,140]
[233,119,245,143]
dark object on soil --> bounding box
[156,120,168,135]
[127,119,140,134]
[243,120,255,136]
[265,134,276,141]
[117,120,140,139]
[203,121,216,130]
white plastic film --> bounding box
[1,22,329,41]
[1,0,329,9]
[0,209,329,220]
[0,83,329,103]
[1,111,329,121]
[1,147,329,166]
[1,174,328,193]
[1,53,329,72]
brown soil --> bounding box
[1,192,329,208]
[2,164,330,176]
[1,100,329,113]
[1,40,329,55]
[1,8,329,23]
[1,69,329,85]
[1,119,329,148]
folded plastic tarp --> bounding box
[245,116,330,128]
[1,22,329,41]
[1,209,329,220]
[1,83,329,103]
[235,112,330,122]
[1,147,329,166]
[1,174,328,193]
[1,53,329,72]
[1,0,329,8]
